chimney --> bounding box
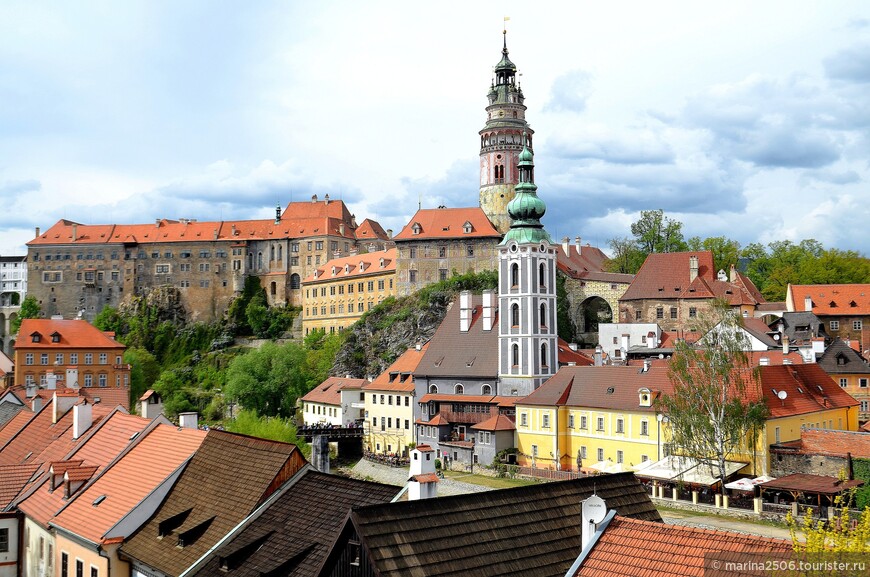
[569,342,578,351]
[594,344,603,367]
[73,401,92,439]
[408,444,438,500]
[213,228,219,240]
[311,194,318,203]
[729,263,737,283]
[155,218,160,227]
[575,236,582,255]
[415,340,422,351]
[311,434,330,473]
[759,357,770,366]
[35,226,41,237]
[53,392,78,424]
[689,256,699,282]
[178,412,199,429]
[31,396,43,412]
[387,229,393,238]
[482,290,494,331]
[804,296,813,312]
[339,222,345,236]
[324,193,330,204]
[581,494,608,551]
[782,334,790,355]
[275,204,281,224]
[562,236,570,255]
[71,224,77,241]
[643,359,651,372]
[459,291,472,333]
[46,372,57,390]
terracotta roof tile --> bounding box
[772,428,870,459]
[16,319,125,350]
[0,463,39,508]
[788,284,870,316]
[760,473,863,495]
[364,344,430,392]
[392,208,500,240]
[355,218,389,240]
[411,473,440,484]
[416,414,450,426]
[302,248,396,284]
[301,377,367,405]
[470,414,515,431]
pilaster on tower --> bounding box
[479,31,534,235]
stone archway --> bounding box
[576,296,613,334]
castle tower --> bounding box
[497,142,557,397]
[479,30,534,235]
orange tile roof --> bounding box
[355,218,389,240]
[416,414,450,426]
[788,284,870,316]
[0,463,39,508]
[301,377,367,405]
[16,319,125,350]
[0,410,35,447]
[411,473,440,484]
[51,422,206,544]
[470,414,515,431]
[303,248,396,284]
[364,344,430,392]
[558,339,594,366]
[392,207,500,240]
[555,243,617,280]
[758,364,859,418]
[575,515,792,576]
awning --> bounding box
[585,460,628,474]
[635,455,748,487]
[725,475,775,492]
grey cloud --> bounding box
[544,70,593,113]
[546,135,675,165]
[824,43,870,83]
[800,168,861,185]
[0,178,41,195]
[733,126,840,168]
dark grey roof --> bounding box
[817,339,870,375]
[337,473,660,577]
[189,470,399,577]
[0,403,23,429]
[415,295,499,379]
[770,312,827,345]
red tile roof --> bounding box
[16,319,125,350]
[772,428,870,458]
[788,284,870,316]
[411,473,440,484]
[392,208,500,240]
[620,251,765,306]
[364,344,430,392]
[301,377,367,405]
[470,414,515,431]
[555,243,628,283]
[303,248,396,284]
[760,473,863,495]
[51,422,206,544]
[757,364,859,418]
[575,515,792,576]
[355,218,389,241]
[0,463,39,508]
[521,366,674,411]
[416,415,450,426]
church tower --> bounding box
[497,142,558,397]
[479,31,534,235]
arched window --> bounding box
[257,252,263,269]
[510,263,519,288]
[512,344,520,367]
[429,385,438,394]
[511,303,520,327]
[277,245,283,262]
[247,254,253,270]
[482,384,492,395]
[270,246,275,261]
[454,384,464,395]
[541,343,548,368]
[540,303,547,328]
[539,263,546,288]
[289,273,301,289]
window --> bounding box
[70,353,78,364]
[25,353,33,365]
[76,559,83,577]
[520,413,528,427]
[482,384,492,395]
[315,241,324,251]
[0,528,7,553]
[378,280,385,290]
[85,353,94,365]
[829,320,840,331]
[510,263,519,287]
[861,400,870,412]
[439,269,448,281]
[91,567,98,577]
[861,378,868,388]
[512,344,519,367]
[405,396,410,406]
[539,263,546,288]
[635,310,642,321]
[367,281,374,291]
[409,247,417,258]
[581,446,587,459]
[656,307,663,320]
[84,374,93,387]
[640,420,649,436]
[689,307,697,318]
[409,270,417,283]
[596,417,604,431]
[466,244,474,257]
[56,353,64,364]
[597,448,604,461]
[580,415,587,429]
[41,353,49,365]
[616,418,624,433]
[540,343,548,367]
[775,426,780,444]
[511,304,520,327]
[62,553,68,577]
[616,450,624,464]
[670,307,677,319]
[438,246,447,258]
[568,414,575,428]
[542,414,550,429]
[155,264,170,274]
[98,374,107,387]
[531,445,538,458]
[854,320,863,331]
[840,378,848,387]
[199,263,210,272]
[99,353,107,364]
[429,385,438,394]
[454,384,464,395]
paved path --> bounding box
[345,459,493,496]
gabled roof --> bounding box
[354,218,389,241]
[328,473,660,577]
[302,248,395,284]
[556,243,626,283]
[392,207,501,241]
[364,344,430,392]
[0,402,24,430]
[120,430,305,577]
[757,364,859,419]
[301,377,367,405]
[787,284,870,316]
[620,251,764,306]
[573,515,792,576]
[817,338,870,375]
[770,311,827,344]
[416,295,499,379]
[470,414,515,431]
[740,317,780,348]
[15,319,125,350]
[521,366,673,411]
[51,422,206,544]
[0,463,39,509]
[187,470,399,577]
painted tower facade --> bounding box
[498,143,558,397]
[479,32,534,235]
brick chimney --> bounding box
[35,226,40,237]
[71,224,77,241]
[729,263,737,283]
[408,444,438,500]
[689,256,699,282]
[575,236,582,256]
[53,392,78,424]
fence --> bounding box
[518,467,585,481]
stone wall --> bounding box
[394,238,499,297]
[770,452,850,478]
[561,276,629,339]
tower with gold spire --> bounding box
[497,139,558,397]
[479,30,534,235]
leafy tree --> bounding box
[245,293,270,337]
[787,485,870,555]
[605,236,646,274]
[630,209,687,254]
[687,236,741,274]
[227,276,265,335]
[93,306,124,334]
[556,274,576,343]
[657,300,769,493]
[225,409,307,450]
[11,295,40,334]
[224,342,308,417]
[124,347,161,408]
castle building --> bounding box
[497,142,559,397]
[25,196,388,323]
[479,31,534,235]
[0,256,26,307]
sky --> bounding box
[2,1,869,256]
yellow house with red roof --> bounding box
[787,283,870,351]
[301,248,396,336]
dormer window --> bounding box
[379,258,385,268]
[358,262,365,272]
[31,332,42,343]
[331,266,337,275]
[638,388,653,407]
[345,264,350,273]
[51,332,61,343]
[463,221,474,234]
[412,223,422,235]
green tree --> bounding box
[11,295,40,334]
[225,409,306,449]
[245,293,269,337]
[630,209,687,254]
[657,300,768,493]
[227,276,265,335]
[687,236,741,274]
[124,347,161,408]
[93,306,124,334]
[605,236,646,274]
[556,275,577,343]
[225,342,308,417]
[787,484,870,555]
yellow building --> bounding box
[363,343,428,457]
[301,248,396,336]
[516,366,672,472]
[515,363,860,477]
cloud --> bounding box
[544,70,593,113]
[799,168,861,185]
[547,131,675,165]
[824,43,870,84]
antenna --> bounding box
[777,389,788,407]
